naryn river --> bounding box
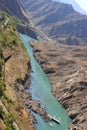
[20,33,71,130]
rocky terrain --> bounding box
[15,76,55,125]
[21,0,87,45]
[30,41,87,130]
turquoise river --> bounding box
[20,33,71,130]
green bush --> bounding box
[4,125,13,130]
[3,113,14,125]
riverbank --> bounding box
[30,41,87,130]
[15,71,61,125]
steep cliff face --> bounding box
[21,0,87,45]
[0,0,28,22]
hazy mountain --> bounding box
[21,0,87,45]
[54,0,87,15]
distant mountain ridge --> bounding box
[21,0,87,45]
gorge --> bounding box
[0,0,87,130]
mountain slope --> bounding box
[0,10,34,130]
[0,0,28,22]
[21,0,87,45]
[0,0,39,39]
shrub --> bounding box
[4,125,13,130]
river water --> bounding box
[20,33,71,130]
